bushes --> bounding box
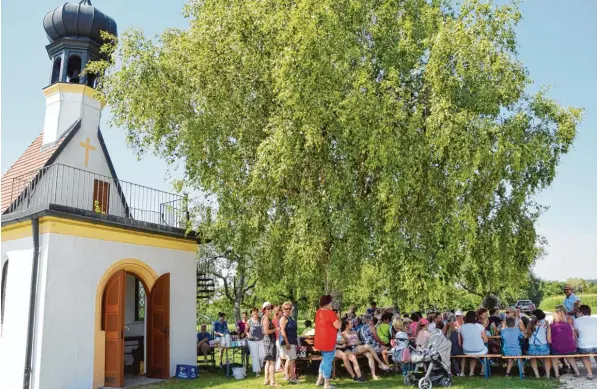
[539,294,597,311]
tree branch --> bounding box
[457,282,485,298]
[243,279,257,294]
[210,271,234,302]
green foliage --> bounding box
[565,278,597,294]
[539,280,566,298]
[539,294,597,312]
[88,0,581,306]
[196,296,234,326]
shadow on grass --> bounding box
[136,369,559,389]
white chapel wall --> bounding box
[52,124,127,217]
[0,235,50,389]
[37,233,196,389]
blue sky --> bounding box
[2,0,595,281]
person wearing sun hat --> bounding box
[562,284,581,317]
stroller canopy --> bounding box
[424,329,452,371]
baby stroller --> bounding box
[404,330,452,389]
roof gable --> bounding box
[1,120,81,212]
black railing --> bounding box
[4,163,188,228]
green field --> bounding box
[539,294,597,311]
[137,371,557,389]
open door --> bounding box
[147,273,170,378]
[103,270,125,388]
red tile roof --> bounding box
[1,132,66,212]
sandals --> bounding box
[379,364,390,371]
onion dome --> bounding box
[43,0,118,44]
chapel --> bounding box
[0,1,199,388]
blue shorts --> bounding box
[503,349,522,357]
[578,347,597,354]
[528,344,550,356]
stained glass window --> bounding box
[135,279,145,321]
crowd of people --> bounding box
[197,284,597,387]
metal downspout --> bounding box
[23,217,40,389]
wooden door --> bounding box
[93,179,110,213]
[103,270,125,388]
[147,273,170,378]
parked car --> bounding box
[515,300,536,314]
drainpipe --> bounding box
[23,218,40,389]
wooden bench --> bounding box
[452,354,503,380]
[296,355,338,378]
[502,354,597,380]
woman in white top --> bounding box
[458,311,488,376]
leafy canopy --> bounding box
[89,0,581,307]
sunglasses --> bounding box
[265,307,272,310]
[283,308,292,311]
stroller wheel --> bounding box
[440,377,452,387]
[418,377,433,389]
[404,372,417,386]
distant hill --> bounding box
[588,279,597,284]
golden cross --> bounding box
[79,137,96,168]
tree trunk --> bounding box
[233,272,245,323]
[331,290,343,313]
[482,294,499,310]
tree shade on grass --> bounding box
[136,371,557,389]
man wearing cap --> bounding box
[563,284,581,316]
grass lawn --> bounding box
[137,371,558,389]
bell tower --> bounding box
[41,0,117,145]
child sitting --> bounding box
[302,320,315,337]
[389,319,410,373]
[501,317,524,377]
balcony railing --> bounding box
[4,163,189,229]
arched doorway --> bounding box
[94,260,170,388]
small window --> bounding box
[135,279,145,321]
[51,57,62,84]
[93,179,110,214]
[1,260,8,334]
[66,55,82,83]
